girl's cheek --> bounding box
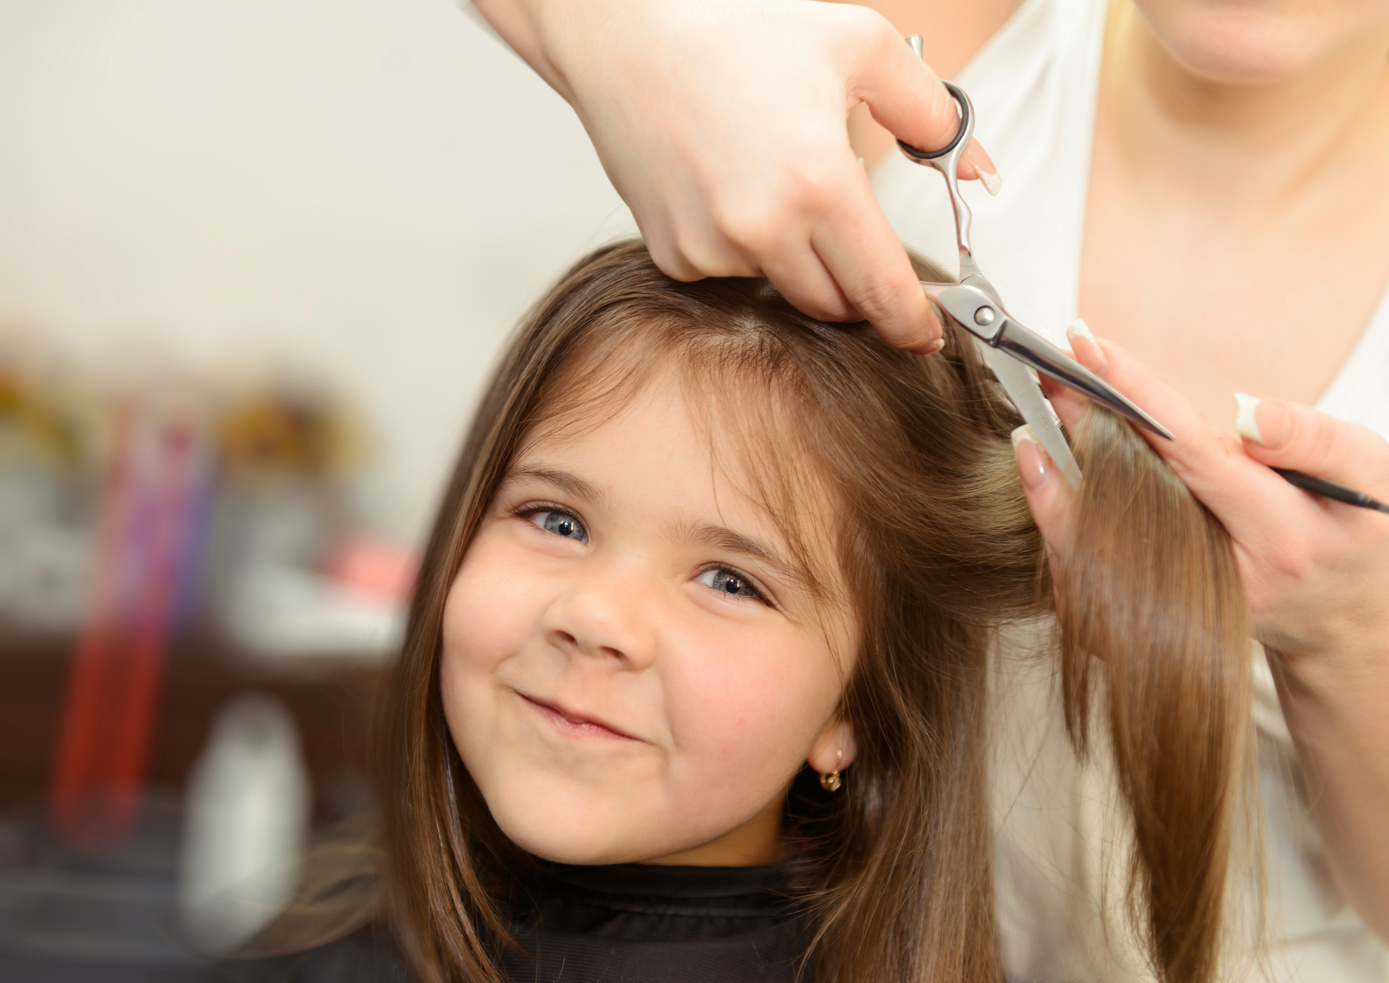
[439,530,553,762]
[663,625,842,774]
[442,526,544,673]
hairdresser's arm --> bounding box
[1017,332,1389,942]
[469,0,1004,351]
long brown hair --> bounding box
[271,240,1252,983]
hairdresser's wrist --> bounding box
[1270,636,1389,942]
[1267,629,1389,706]
[471,0,577,101]
[1254,565,1389,685]
[480,0,686,111]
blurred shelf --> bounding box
[0,630,385,818]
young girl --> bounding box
[257,240,1252,983]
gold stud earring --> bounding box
[819,749,843,792]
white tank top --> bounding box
[873,0,1389,437]
[873,0,1389,979]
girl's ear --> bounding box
[807,718,857,774]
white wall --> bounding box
[0,0,637,543]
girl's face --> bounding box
[440,375,857,867]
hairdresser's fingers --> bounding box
[515,0,992,341]
[1046,323,1389,655]
[1231,397,1389,655]
[1012,425,1075,558]
[637,199,764,283]
[1236,396,1389,500]
[1045,322,1263,516]
[848,21,959,149]
[809,167,942,350]
[759,241,857,323]
[961,140,1001,188]
[847,27,1001,187]
[1232,395,1389,637]
[1042,328,1309,569]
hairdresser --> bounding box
[472,0,1389,973]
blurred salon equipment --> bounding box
[0,334,408,981]
[0,0,633,974]
[179,694,311,954]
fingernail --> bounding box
[920,299,945,352]
[1235,393,1291,447]
[1065,318,1107,375]
[1011,424,1049,490]
[967,143,1002,196]
[1233,393,1263,443]
[1066,318,1095,344]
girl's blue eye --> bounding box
[697,567,764,602]
[528,509,589,544]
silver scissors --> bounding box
[896,37,1172,488]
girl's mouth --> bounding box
[518,693,640,742]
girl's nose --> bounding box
[541,562,659,669]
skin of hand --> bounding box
[471,0,998,352]
[1014,327,1389,941]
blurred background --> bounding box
[0,0,636,978]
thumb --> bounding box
[845,25,998,182]
[1235,393,1389,497]
[1012,424,1076,557]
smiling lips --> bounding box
[520,693,640,742]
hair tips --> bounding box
[1058,407,1254,983]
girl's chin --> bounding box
[487,798,738,867]
[486,801,661,866]
[503,831,656,867]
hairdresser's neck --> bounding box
[1105,10,1389,210]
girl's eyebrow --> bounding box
[683,513,822,599]
[682,521,806,591]
[507,464,610,507]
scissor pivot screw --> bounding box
[974,307,997,327]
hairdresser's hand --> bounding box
[472,0,998,352]
[1017,322,1389,662]
[1016,322,1389,940]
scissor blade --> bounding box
[978,341,1083,490]
[925,281,1176,441]
[991,320,1175,440]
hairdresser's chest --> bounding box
[1077,124,1389,428]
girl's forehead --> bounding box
[521,373,802,510]
[517,368,848,599]
[528,362,829,495]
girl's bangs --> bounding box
[518,309,856,625]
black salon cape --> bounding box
[239,861,812,983]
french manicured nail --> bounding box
[1011,424,1049,490]
[1065,317,1095,344]
[967,143,1002,196]
[1233,393,1263,442]
[1234,393,1291,447]
[1065,318,1107,375]
[918,299,945,353]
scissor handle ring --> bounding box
[896,81,973,163]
